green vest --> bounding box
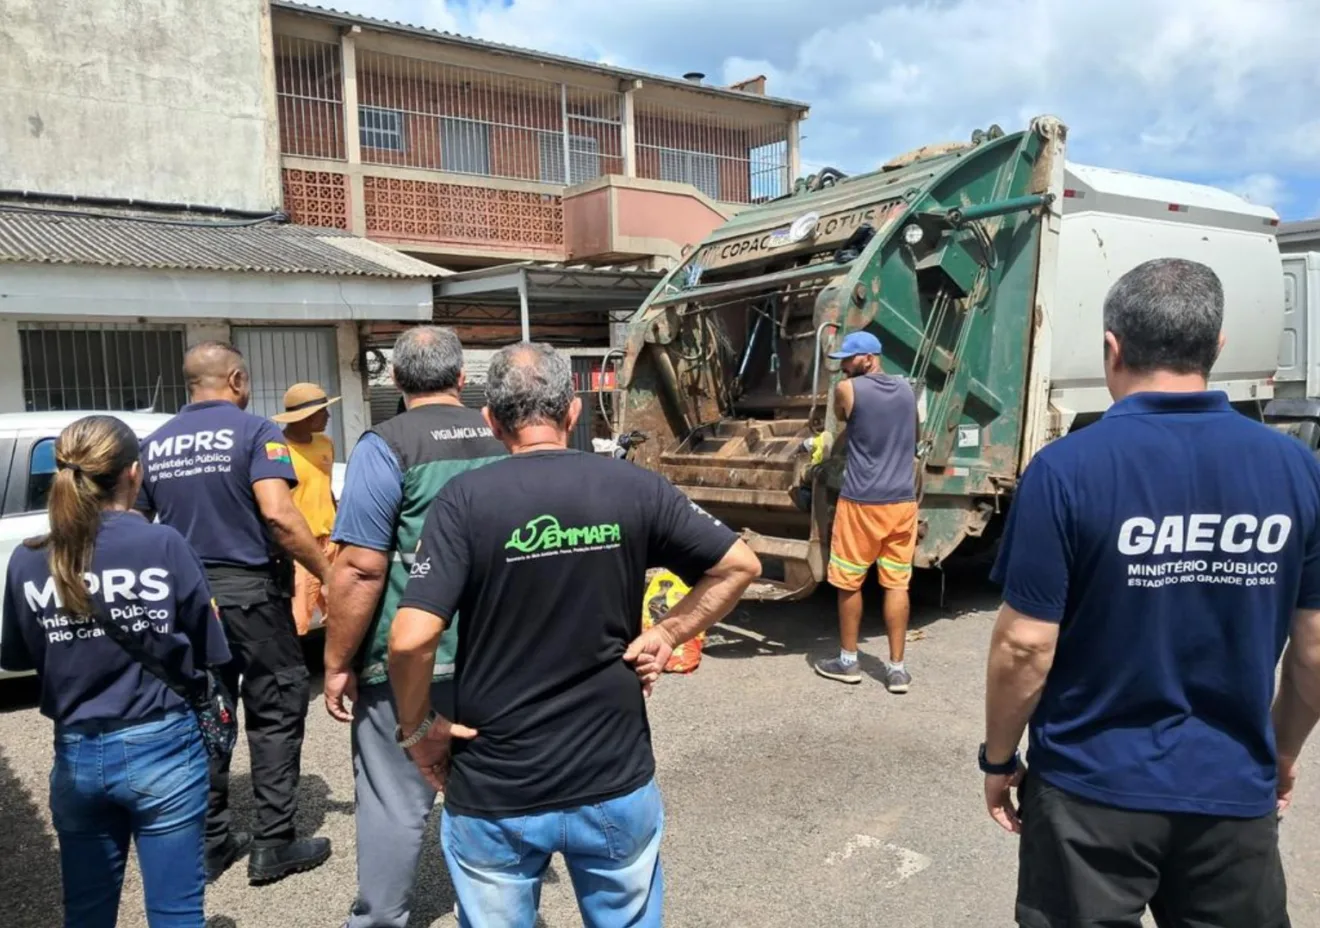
[356,403,506,686]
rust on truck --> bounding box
[618,117,1066,599]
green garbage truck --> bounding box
[614,116,1286,599]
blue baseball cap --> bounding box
[828,330,883,359]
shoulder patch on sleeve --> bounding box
[265,442,291,464]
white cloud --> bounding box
[333,0,1320,216]
[1224,173,1288,209]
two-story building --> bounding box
[0,0,443,454]
[267,2,809,428]
[270,1,808,270]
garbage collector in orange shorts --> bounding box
[814,331,920,693]
[272,382,341,635]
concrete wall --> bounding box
[335,321,370,456]
[0,319,23,413]
[562,176,730,263]
[0,0,281,212]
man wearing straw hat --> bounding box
[273,383,342,636]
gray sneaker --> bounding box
[883,665,912,694]
[814,656,862,684]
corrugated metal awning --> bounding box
[0,204,442,279]
[432,261,663,340]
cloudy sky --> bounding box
[331,0,1320,220]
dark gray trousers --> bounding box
[344,681,453,928]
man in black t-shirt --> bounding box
[389,343,760,927]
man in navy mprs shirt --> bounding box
[139,341,333,886]
[983,259,1320,928]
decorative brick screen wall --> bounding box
[282,169,350,230]
[363,176,563,251]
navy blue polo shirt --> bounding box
[137,400,297,568]
[0,512,231,726]
[992,391,1320,818]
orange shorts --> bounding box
[293,536,338,635]
[827,499,918,592]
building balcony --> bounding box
[272,25,800,265]
[563,175,738,265]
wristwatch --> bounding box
[978,743,1020,776]
[396,710,438,749]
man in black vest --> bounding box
[326,326,505,928]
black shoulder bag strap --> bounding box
[86,606,201,704]
[85,605,237,760]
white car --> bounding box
[0,410,345,679]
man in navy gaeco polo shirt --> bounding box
[983,258,1320,927]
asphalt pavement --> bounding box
[4,563,1320,927]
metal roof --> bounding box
[435,261,662,311]
[273,0,809,113]
[1279,218,1320,242]
[0,205,442,279]
[433,261,662,339]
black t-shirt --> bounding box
[137,400,298,567]
[399,449,737,816]
[1,511,231,726]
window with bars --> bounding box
[749,140,790,202]
[351,49,625,181]
[360,106,405,151]
[440,117,492,176]
[538,133,602,185]
[18,324,189,414]
[658,148,722,201]
[274,35,345,160]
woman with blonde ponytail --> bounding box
[0,415,231,927]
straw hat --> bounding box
[271,382,341,423]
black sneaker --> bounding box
[247,836,332,885]
[205,831,252,884]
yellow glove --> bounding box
[801,433,832,466]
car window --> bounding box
[26,438,57,512]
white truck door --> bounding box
[1277,254,1309,398]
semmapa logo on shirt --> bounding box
[504,515,622,559]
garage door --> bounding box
[233,326,345,457]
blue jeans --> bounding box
[50,710,209,928]
[441,778,665,928]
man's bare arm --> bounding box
[325,545,388,672]
[253,478,331,581]
[649,541,760,648]
[984,604,1060,763]
[834,379,854,423]
[1274,608,1320,766]
[389,606,448,734]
